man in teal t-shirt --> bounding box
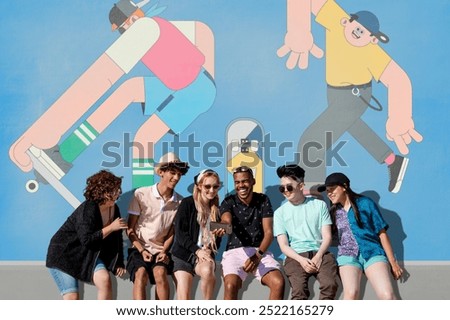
[274,164,337,300]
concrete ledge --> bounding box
[1,261,449,300]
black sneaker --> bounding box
[388,155,409,193]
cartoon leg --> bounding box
[132,115,170,189]
[23,77,147,187]
[9,54,125,173]
[10,17,162,173]
[297,87,369,190]
[348,117,408,193]
[59,77,147,165]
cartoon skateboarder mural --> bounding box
[277,0,422,193]
[9,0,216,202]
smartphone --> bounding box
[210,222,232,234]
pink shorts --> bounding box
[221,247,281,281]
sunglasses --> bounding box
[232,166,253,175]
[203,184,220,190]
[278,185,296,193]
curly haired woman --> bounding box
[46,170,127,299]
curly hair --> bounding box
[83,170,122,204]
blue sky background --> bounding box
[1,0,449,261]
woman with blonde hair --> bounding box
[171,169,225,299]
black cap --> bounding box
[317,172,350,192]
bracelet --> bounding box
[139,248,147,254]
[256,249,264,258]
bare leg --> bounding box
[195,260,216,300]
[261,270,285,300]
[133,267,149,300]
[153,266,170,300]
[223,274,242,300]
[339,266,363,300]
[174,270,194,300]
[365,262,396,300]
[93,269,112,300]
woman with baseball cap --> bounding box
[318,173,403,299]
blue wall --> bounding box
[1,0,449,261]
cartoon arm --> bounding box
[9,18,160,172]
[277,0,326,70]
[380,60,423,155]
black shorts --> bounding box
[172,253,217,276]
[126,248,174,284]
[172,254,197,275]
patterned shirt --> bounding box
[335,196,388,260]
[219,192,273,250]
[335,207,359,257]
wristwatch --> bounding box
[256,249,264,258]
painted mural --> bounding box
[1,0,449,264]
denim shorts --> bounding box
[48,259,106,295]
[337,254,388,271]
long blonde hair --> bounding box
[193,169,221,252]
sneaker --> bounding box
[388,155,409,193]
[32,145,73,184]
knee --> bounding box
[343,288,360,300]
[224,279,240,293]
[134,267,149,285]
[269,274,286,292]
[153,268,168,285]
[94,270,111,289]
[198,265,215,281]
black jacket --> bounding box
[46,200,124,283]
[171,196,221,262]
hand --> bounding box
[156,252,170,264]
[141,249,153,262]
[386,117,423,155]
[277,31,323,70]
[110,217,127,232]
[115,267,126,277]
[311,254,323,270]
[243,254,261,273]
[211,228,226,237]
[390,261,404,280]
[298,256,318,274]
[196,249,213,263]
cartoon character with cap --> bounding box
[277,0,423,193]
[9,0,216,192]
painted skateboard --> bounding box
[25,146,81,208]
[225,118,264,195]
